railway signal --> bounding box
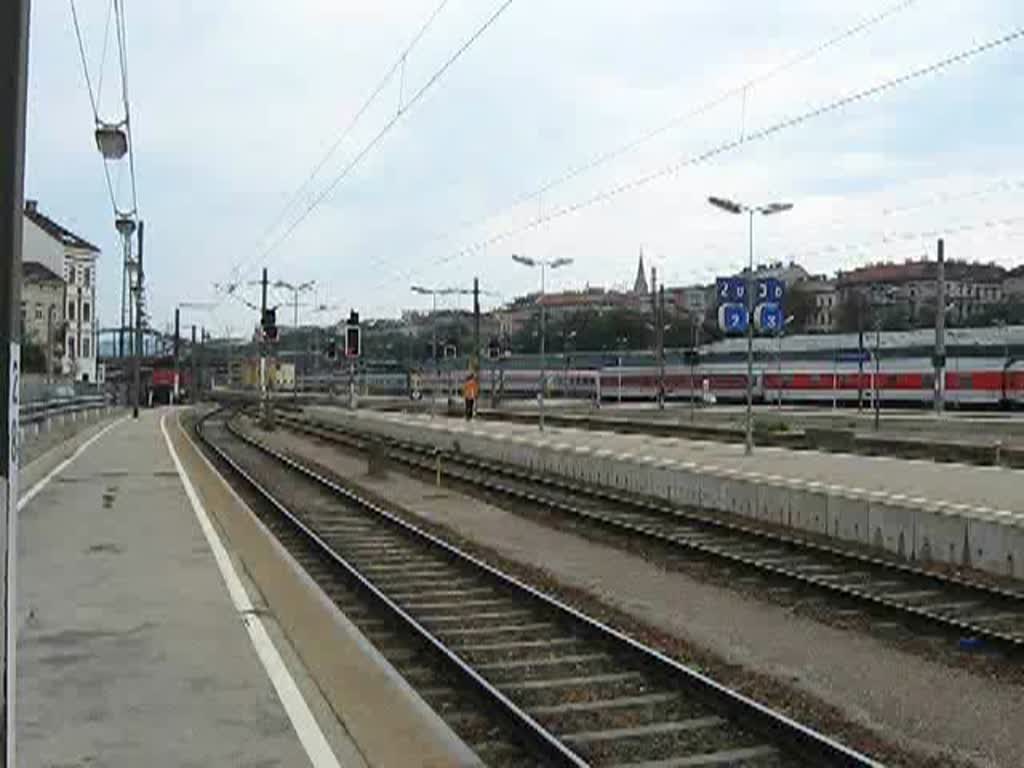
[261,307,278,342]
[345,310,360,358]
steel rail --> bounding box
[209,409,878,767]
[277,411,1024,655]
[197,411,586,767]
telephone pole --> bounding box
[934,238,946,415]
[1,1,30,762]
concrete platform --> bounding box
[15,408,480,767]
[311,407,1024,580]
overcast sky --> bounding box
[23,0,1024,336]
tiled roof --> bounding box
[22,261,63,284]
[838,260,1006,285]
[23,201,100,253]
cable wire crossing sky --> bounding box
[23,0,1024,330]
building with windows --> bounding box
[837,259,1005,326]
[793,277,838,333]
[21,262,65,374]
[22,200,100,382]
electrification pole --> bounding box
[745,210,754,455]
[473,277,480,374]
[191,325,197,403]
[173,307,180,403]
[657,285,666,410]
[0,2,30,762]
[874,318,882,431]
[132,221,143,418]
[260,268,271,428]
[934,238,946,416]
[857,295,865,414]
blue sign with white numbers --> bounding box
[755,302,784,333]
[756,278,785,303]
[715,277,747,304]
[716,275,787,334]
[718,303,749,333]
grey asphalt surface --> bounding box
[16,410,311,767]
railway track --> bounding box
[270,410,1024,657]
[199,409,875,767]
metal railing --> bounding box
[19,394,112,427]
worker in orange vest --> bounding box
[462,372,479,420]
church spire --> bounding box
[633,247,649,294]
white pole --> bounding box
[539,262,546,431]
[745,209,754,455]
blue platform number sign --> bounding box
[756,303,784,333]
[756,278,784,303]
[718,303,749,333]
[716,277,746,304]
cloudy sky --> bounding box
[23,0,1024,336]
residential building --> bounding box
[794,277,838,333]
[742,260,811,287]
[21,262,65,372]
[1003,266,1024,301]
[665,284,712,318]
[22,200,101,381]
[837,259,1005,325]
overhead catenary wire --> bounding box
[262,0,515,261]
[70,0,121,218]
[413,0,920,254]
[433,25,1024,273]
[239,0,453,279]
[113,0,139,216]
[219,0,517,303]
[95,0,115,105]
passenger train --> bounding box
[310,356,1024,409]
[299,326,1024,409]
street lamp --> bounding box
[708,195,793,455]
[512,254,574,431]
[411,284,473,419]
[95,123,128,160]
[273,279,315,394]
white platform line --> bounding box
[18,416,128,511]
[160,414,341,768]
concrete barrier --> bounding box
[316,409,1024,581]
[826,493,871,545]
[788,483,830,536]
[914,506,969,567]
[963,512,1024,578]
[867,498,917,560]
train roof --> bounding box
[706,325,1024,355]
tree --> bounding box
[785,285,817,333]
[835,292,865,333]
[21,340,46,374]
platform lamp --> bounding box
[707,196,793,455]
[511,254,574,431]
